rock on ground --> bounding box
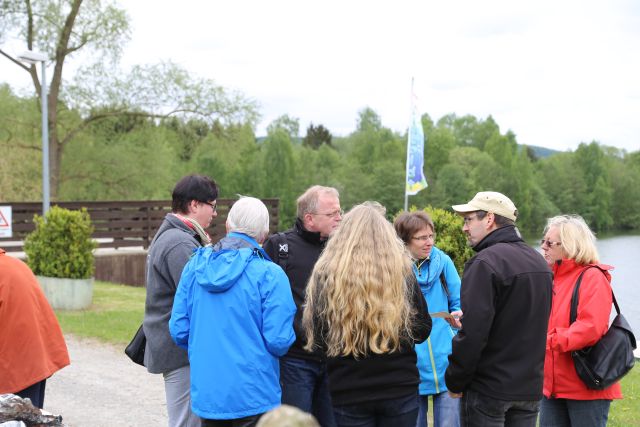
[44,334,168,427]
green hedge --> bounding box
[24,206,96,279]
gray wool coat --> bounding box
[143,214,201,374]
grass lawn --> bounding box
[54,280,145,345]
[54,281,640,424]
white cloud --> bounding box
[1,0,638,151]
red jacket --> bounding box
[0,249,70,393]
[543,258,622,400]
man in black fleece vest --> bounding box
[263,185,342,427]
[445,191,553,427]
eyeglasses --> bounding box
[412,233,436,242]
[462,214,479,225]
[540,239,561,248]
[312,209,344,219]
[202,201,217,211]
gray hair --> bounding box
[226,196,270,242]
[296,185,339,219]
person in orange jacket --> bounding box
[0,248,70,408]
[539,215,622,427]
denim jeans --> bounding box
[460,389,540,427]
[280,355,336,427]
[333,392,419,427]
[416,391,460,427]
[539,396,611,427]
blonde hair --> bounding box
[545,214,599,264]
[302,202,416,358]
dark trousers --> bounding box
[280,355,336,427]
[16,379,47,409]
[332,392,419,427]
[201,414,261,427]
[460,389,540,427]
[539,396,610,427]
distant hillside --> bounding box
[525,144,561,159]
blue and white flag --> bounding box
[405,83,428,195]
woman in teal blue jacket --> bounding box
[169,197,296,427]
[394,212,462,427]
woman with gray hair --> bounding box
[170,197,297,427]
[539,214,622,427]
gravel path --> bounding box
[43,334,168,427]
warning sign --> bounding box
[0,206,12,238]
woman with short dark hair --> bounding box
[394,211,462,427]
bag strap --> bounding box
[569,266,620,325]
[227,232,273,262]
[439,271,450,297]
[271,232,289,271]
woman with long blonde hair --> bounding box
[302,202,431,427]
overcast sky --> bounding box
[2,0,639,152]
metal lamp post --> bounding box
[18,50,50,215]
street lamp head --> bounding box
[18,50,47,64]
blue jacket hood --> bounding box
[192,233,263,293]
[193,248,254,293]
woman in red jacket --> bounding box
[539,215,622,427]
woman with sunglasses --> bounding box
[394,211,463,427]
[539,215,622,427]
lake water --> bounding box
[596,233,640,334]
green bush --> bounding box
[400,205,474,275]
[24,206,97,279]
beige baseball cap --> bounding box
[452,191,518,221]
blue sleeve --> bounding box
[260,265,297,357]
[169,257,195,350]
[444,256,462,312]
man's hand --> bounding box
[448,391,463,399]
[446,310,463,329]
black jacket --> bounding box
[324,278,431,406]
[445,225,553,401]
[263,218,325,361]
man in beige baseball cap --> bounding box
[451,191,518,247]
[445,190,553,427]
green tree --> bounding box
[574,142,613,230]
[1,1,258,199]
[303,123,333,149]
[262,128,296,227]
[610,152,640,229]
[267,114,300,142]
[0,84,42,200]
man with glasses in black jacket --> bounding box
[263,185,342,427]
[445,191,553,427]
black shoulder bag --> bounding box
[124,324,146,366]
[569,267,636,390]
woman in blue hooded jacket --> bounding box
[394,211,462,427]
[170,197,296,427]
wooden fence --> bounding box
[0,199,280,252]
